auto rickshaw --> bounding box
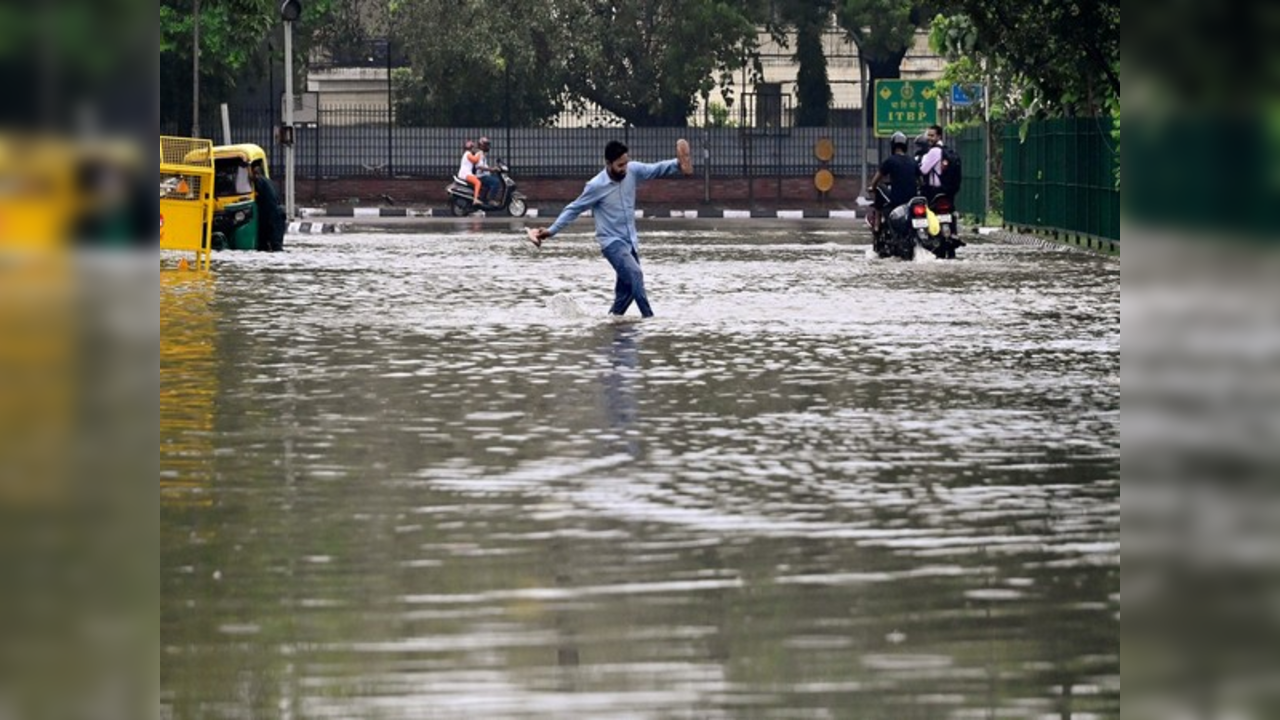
[182,143,274,251]
[209,144,271,251]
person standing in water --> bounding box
[528,138,692,318]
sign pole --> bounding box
[859,58,867,196]
[983,77,991,223]
[284,19,295,220]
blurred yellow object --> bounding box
[0,136,77,246]
[160,136,215,271]
[927,208,940,236]
[0,250,71,505]
[0,135,144,247]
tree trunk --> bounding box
[862,49,908,128]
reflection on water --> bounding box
[161,225,1119,719]
[160,271,217,509]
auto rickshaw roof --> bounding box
[211,144,268,164]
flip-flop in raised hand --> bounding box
[676,139,693,175]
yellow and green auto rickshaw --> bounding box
[209,144,272,251]
[182,143,273,251]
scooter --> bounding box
[445,162,528,217]
[922,193,965,259]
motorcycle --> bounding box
[873,195,936,261]
[445,161,528,217]
[870,189,964,261]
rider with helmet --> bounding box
[913,133,930,163]
[474,136,502,204]
[865,131,919,233]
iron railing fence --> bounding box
[165,103,873,182]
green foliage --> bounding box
[390,0,569,126]
[705,102,735,127]
[931,0,1118,118]
[834,0,934,119]
[764,0,834,127]
[1109,89,1120,189]
[836,0,920,63]
[390,0,763,127]
[793,22,832,126]
[928,13,975,60]
[160,0,342,126]
[559,0,762,126]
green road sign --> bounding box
[873,80,938,138]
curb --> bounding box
[985,228,1119,256]
[287,221,342,234]
[302,206,861,220]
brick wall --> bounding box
[294,174,865,207]
[298,175,866,208]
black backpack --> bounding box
[937,145,963,196]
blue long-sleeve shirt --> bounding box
[546,159,681,251]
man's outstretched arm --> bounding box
[531,179,611,243]
[630,138,694,183]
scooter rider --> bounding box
[474,136,502,205]
[866,131,918,233]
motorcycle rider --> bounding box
[456,139,483,206]
[913,133,930,163]
[865,131,918,234]
[474,136,502,205]
[918,124,946,201]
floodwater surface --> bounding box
[161,222,1119,719]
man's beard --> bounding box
[607,167,626,182]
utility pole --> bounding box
[281,0,303,219]
[192,0,201,138]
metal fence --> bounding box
[1003,117,1119,241]
[952,125,988,224]
[163,103,871,181]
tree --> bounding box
[559,0,763,126]
[792,20,833,126]
[389,0,570,126]
[931,0,1118,117]
[160,0,342,129]
[834,0,935,126]
[766,0,835,127]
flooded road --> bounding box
[161,222,1119,719]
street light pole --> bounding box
[280,0,303,220]
[284,19,295,219]
[192,0,201,138]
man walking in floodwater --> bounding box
[529,139,692,318]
